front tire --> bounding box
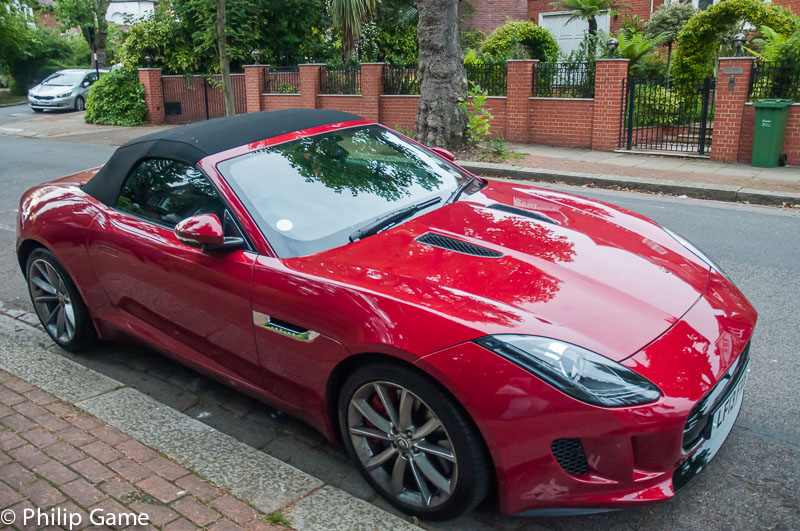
[26,248,94,352]
[74,96,85,111]
[339,363,490,521]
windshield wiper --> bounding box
[446,175,478,204]
[349,197,442,242]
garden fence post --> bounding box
[138,67,165,125]
[244,64,267,114]
[299,64,324,109]
[711,57,754,163]
[591,59,629,151]
[505,60,536,143]
[360,63,384,123]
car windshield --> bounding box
[218,125,469,258]
[41,72,84,86]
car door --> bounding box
[79,73,97,95]
[87,157,260,382]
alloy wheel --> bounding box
[28,258,76,343]
[347,381,458,509]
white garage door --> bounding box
[539,12,611,57]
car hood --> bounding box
[286,181,711,361]
[30,85,76,97]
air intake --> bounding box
[488,204,559,225]
[551,438,590,475]
[416,233,503,258]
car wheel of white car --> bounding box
[75,96,85,111]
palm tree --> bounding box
[548,0,632,36]
[329,0,379,60]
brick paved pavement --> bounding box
[0,370,287,530]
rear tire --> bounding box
[26,248,95,352]
[338,362,490,521]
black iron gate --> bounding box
[619,76,716,155]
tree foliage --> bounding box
[358,0,418,64]
[747,25,800,63]
[84,67,146,126]
[0,4,90,94]
[672,0,799,80]
[480,19,559,63]
[613,30,666,73]
[547,0,631,35]
[53,0,112,67]
[646,1,696,47]
[119,0,332,74]
[329,0,377,59]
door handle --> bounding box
[253,311,320,342]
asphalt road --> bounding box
[0,133,798,530]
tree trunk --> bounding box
[588,17,597,36]
[94,0,111,67]
[216,0,235,116]
[414,0,466,149]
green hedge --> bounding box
[84,69,146,127]
[481,20,559,63]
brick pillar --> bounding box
[711,57,754,162]
[244,64,267,114]
[591,59,629,151]
[138,68,164,125]
[299,64,324,109]
[360,63,384,122]
[505,59,536,142]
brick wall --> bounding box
[460,0,528,33]
[530,98,593,148]
[379,96,419,132]
[318,95,365,114]
[738,104,800,165]
[161,74,247,124]
[140,61,800,162]
[261,94,303,111]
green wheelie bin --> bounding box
[752,99,793,168]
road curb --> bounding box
[0,308,419,530]
[457,160,800,207]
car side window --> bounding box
[116,158,228,229]
[83,73,97,86]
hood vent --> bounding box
[488,204,559,225]
[416,233,503,258]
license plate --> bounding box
[709,370,748,437]
[35,100,50,106]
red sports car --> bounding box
[16,109,757,520]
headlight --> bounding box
[475,335,661,407]
[661,226,732,282]
[58,91,73,98]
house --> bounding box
[106,0,156,26]
[462,0,800,56]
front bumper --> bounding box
[415,270,757,515]
[28,94,76,109]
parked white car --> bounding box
[28,69,106,112]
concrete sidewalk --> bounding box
[505,143,800,197]
[0,311,417,531]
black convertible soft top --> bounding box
[83,109,364,205]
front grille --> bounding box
[682,342,750,451]
[415,233,503,258]
[34,95,54,100]
[551,438,590,475]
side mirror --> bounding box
[175,213,245,252]
[431,146,455,162]
[82,81,90,88]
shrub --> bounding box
[458,83,493,145]
[481,19,559,63]
[84,68,146,126]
